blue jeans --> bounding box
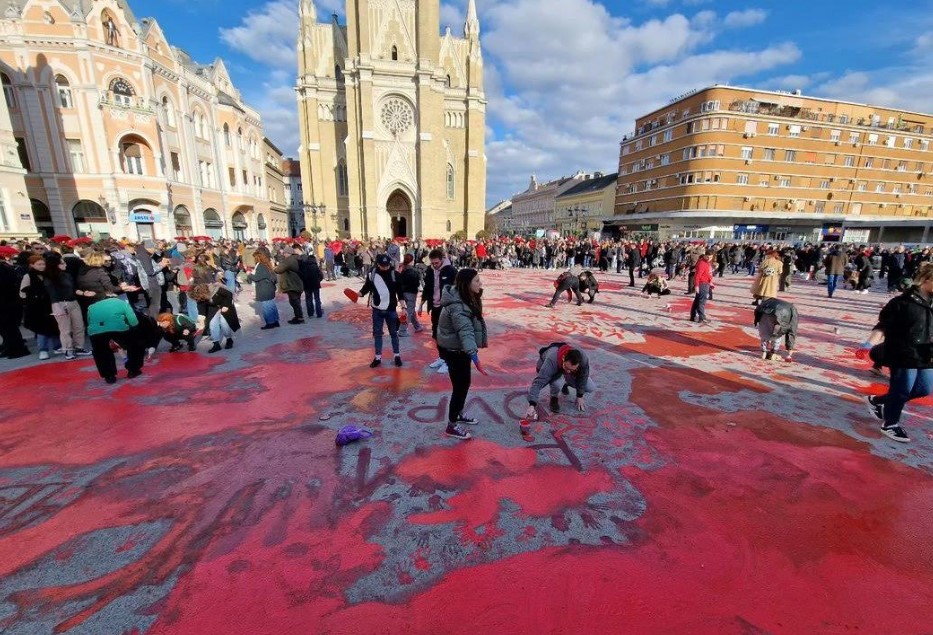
[876,367,933,426]
[372,308,400,356]
[209,313,233,342]
[305,289,322,317]
[259,299,279,325]
[827,274,840,297]
[185,294,200,324]
[37,334,61,352]
[224,270,237,293]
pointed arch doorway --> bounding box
[387,190,411,238]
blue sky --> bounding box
[133,0,933,206]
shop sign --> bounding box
[733,224,769,233]
[130,211,158,224]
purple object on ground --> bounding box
[335,425,374,446]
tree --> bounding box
[451,230,467,241]
[475,229,489,240]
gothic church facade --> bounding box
[296,0,486,239]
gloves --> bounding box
[470,352,488,375]
[855,342,872,360]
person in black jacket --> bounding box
[862,262,933,442]
[627,244,641,287]
[419,249,457,372]
[546,270,585,307]
[19,255,60,359]
[358,254,405,368]
[190,283,240,353]
[298,254,324,318]
[398,254,422,336]
[0,246,30,358]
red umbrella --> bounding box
[192,235,212,242]
[67,237,93,247]
[51,234,73,243]
[330,241,343,252]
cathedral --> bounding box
[295,0,486,239]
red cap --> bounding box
[0,245,20,258]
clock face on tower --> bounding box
[380,98,414,136]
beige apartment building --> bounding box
[555,172,617,237]
[262,138,289,240]
[296,0,486,240]
[615,85,933,243]
[0,0,280,241]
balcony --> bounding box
[98,93,154,114]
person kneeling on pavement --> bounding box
[753,298,798,362]
[87,297,146,384]
[546,270,585,307]
[157,312,198,352]
[524,343,595,418]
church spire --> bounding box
[300,0,317,22]
[464,0,479,39]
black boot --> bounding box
[208,342,222,354]
[550,396,560,413]
[224,339,234,350]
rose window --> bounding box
[380,98,413,135]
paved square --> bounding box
[0,269,931,635]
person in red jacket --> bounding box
[690,251,714,323]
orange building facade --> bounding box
[0,0,277,241]
[614,85,933,243]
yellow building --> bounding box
[262,138,289,240]
[615,85,933,243]
[296,0,486,240]
[0,0,279,241]
[555,172,617,237]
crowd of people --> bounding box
[1,232,932,442]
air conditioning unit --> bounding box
[829,177,836,182]
[834,141,841,146]
[853,142,860,147]
[802,126,809,131]
[745,159,753,165]
[744,196,751,202]
[850,179,856,183]
[743,132,751,138]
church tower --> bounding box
[296,0,486,239]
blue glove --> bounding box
[470,352,479,364]
[470,352,488,375]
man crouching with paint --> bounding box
[546,269,592,307]
[524,342,595,418]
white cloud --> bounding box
[476,0,799,203]
[723,8,767,28]
[219,1,298,67]
[815,69,933,114]
[440,3,465,31]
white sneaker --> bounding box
[38,351,50,360]
[428,358,444,369]
[436,363,449,374]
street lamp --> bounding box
[303,200,326,240]
[98,195,117,224]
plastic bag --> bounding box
[335,425,374,446]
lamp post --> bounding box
[98,195,117,225]
[303,201,326,241]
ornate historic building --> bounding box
[0,0,281,241]
[296,0,486,239]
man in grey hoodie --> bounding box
[524,343,595,417]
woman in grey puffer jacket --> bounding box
[436,268,488,440]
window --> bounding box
[659,154,670,166]
[767,123,779,136]
[635,139,642,151]
[744,121,758,135]
[121,141,144,175]
[788,125,801,137]
[849,132,860,145]
[904,138,914,149]
[663,129,673,142]
[858,182,867,191]
[741,146,753,160]
[699,100,720,113]
[446,164,455,199]
[228,167,236,186]
[875,183,885,193]
[170,152,181,181]
[337,65,345,81]
[814,201,825,213]
[820,180,830,189]
[1,73,14,109]
[55,75,73,108]
[784,150,796,162]
[737,173,749,185]
[893,184,902,194]
[844,155,855,167]
[391,45,398,61]
[621,144,631,156]
[886,136,896,148]
[825,153,836,165]
[867,133,878,145]
[15,137,30,171]
[778,176,791,187]
[834,202,845,213]
[897,160,908,172]
[242,169,248,188]
[839,114,849,124]
[197,114,207,139]
[337,160,349,196]
[830,129,840,142]
[109,77,134,106]
[161,96,175,127]
[67,139,85,172]
[763,148,776,161]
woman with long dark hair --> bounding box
[435,268,488,440]
[43,251,90,360]
[249,250,280,328]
